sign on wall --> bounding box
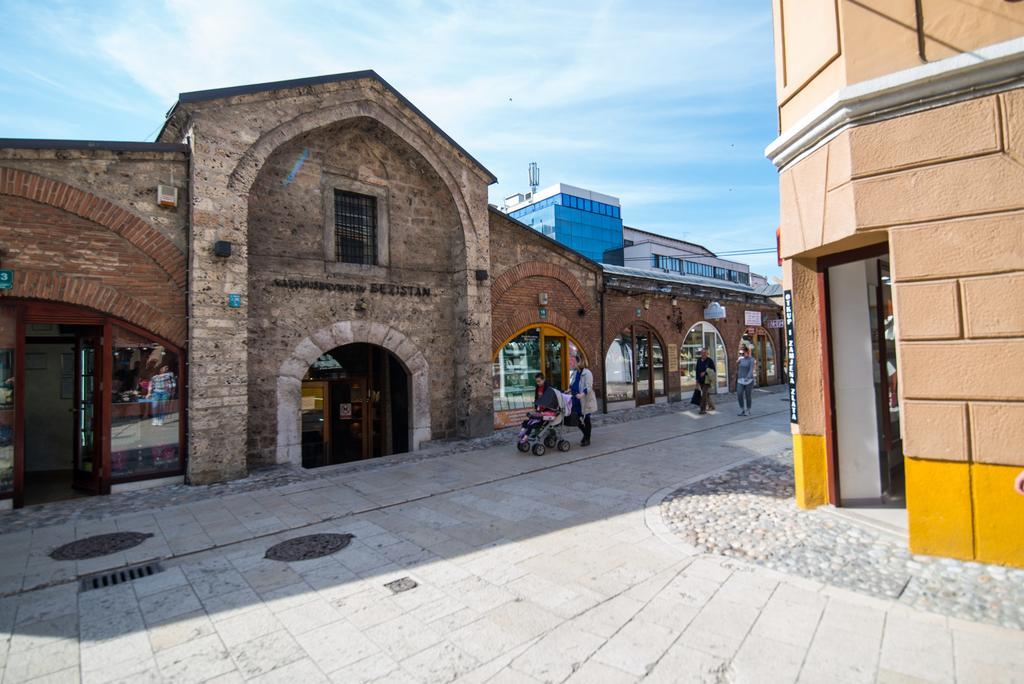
[703,302,726,319]
[667,344,679,373]
[783,290,798,424]
[767,318,785,329]
[0,270,12,290]
[227,293,242,308]
[744,310,762,326]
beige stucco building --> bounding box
[769,1,1024,567]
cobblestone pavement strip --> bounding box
[661,454,1024,630]
[0,386,1021,682]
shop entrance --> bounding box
[300,343,409,468]
[0,301,186,509]
[22,327,102,504]
[741,327,778,386]
[824,244,904,505]
[605,323,666,407]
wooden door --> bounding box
[329,378,370,462]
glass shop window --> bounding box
[110,328,181,478]
[0,305,14,495]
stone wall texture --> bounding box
[158,76,494,481]
[246,118,470,466]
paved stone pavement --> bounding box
[0,390,762,538]
[661,455,1024,630]
[1,394,1022,683]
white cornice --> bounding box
[766,36,1024,171]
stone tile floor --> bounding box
[0,389,1021,683]
[0,388,757,538]
[661,455,1024,629]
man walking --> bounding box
[737,346,756,416]
[695,348,715,414]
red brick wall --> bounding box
[0,174,186,345]
[489,211,603,427]
[603,291,783,398]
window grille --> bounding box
[334,190,377,265]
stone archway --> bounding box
[275,321,430,465]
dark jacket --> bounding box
[696,357,715,384]
[535,384,560,411]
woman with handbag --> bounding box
[570,354,598,447]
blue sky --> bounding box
[0,0,782,276]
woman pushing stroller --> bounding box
[516,372,573,455]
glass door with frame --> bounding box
[635,329,653,405]
[871,258,903,498]
[543,335,566,392]
[73,332,102,492]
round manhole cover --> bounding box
[265,533,354,562]
[50,532,155,561]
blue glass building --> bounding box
[503,183,623,262]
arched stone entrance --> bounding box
[275,321,429,465]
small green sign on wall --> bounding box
[0,270,12,290]
[228,293,242,308]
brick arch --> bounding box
[491,311,592,362]
[274,320,430,465]
[491,261,592,312]
[605,309,674,352]
[5,272,187,346]
[0,167,186,289]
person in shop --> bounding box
[695,348,715,414]
[736,345,756,416]
[147,363,176,427]
[570,353,597,447]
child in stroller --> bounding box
[517,372,573,456]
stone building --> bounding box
[0,70,780,509]
[769,1,1024,567]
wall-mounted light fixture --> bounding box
[671,298,678,307]
[643,298,651,310]
[475,269,489,282]
[538,293,548,306]
[213,240,232,258]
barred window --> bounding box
[334,190,377,265]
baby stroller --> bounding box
[516,391,573,456]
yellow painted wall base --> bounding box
[972,463,1024,567]
[905,458,974,561]
[792,434,828,509]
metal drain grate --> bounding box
[79,562,164,593]
[384,577,418,594]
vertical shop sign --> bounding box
[783,290,798,423]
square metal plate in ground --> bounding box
[384,577,418,594]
